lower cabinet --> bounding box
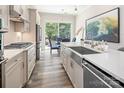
[61,48,83,88]
[68,58,83,88]
[5,53,24,88]
[73,59,83,88]
[5,61,23,88]
[27,45,36,80]
[67,58,74,85]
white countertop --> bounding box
[4,49,24,60]
[83,50,124,84]
[61,42,124,83]
[4,44,35,60]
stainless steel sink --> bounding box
[69,46,99,55]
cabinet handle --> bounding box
[70,62,73,68]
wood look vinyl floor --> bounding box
[25,49,73,88]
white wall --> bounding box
[75,5,124,49]
[39,12,76,49]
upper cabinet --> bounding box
[22,6,29,21]
[0,5,9,32]
[9,5,29,22]
[10,5,30,32]
[13,5,23,15]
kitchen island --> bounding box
[61,42,124,88]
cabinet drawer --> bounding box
[5,53,23,72]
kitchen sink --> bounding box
[69,46,99,55]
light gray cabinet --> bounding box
[61,45,83,88]
[72,59,83,88]
[68,58,75,85]
[5,53,24,88]
[27,45,36,79]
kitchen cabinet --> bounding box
[68,58,83,88]
[67,58,75,85]
[13,5,23,15]
[0,5,9,32]
[27,45,36,79]
[72,58,83,88]
[23,21,29,32]
[11,5,30,32]
[23,6,30,32]
[15,21,29,32]
[14,5,29,21]
[61,45,83,88]
[5,52,24,88]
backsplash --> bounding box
[4,21,23,45]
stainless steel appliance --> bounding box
[4,42,33,49]
[0,59,7,88]
[0,18,8,32]
[36,24,42,60]
[82,59,124,88]
[0,33,4,60]
[0,20,8,87]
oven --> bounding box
[0,59,7,88]
[0,33,4,60]
[82,59,124,88]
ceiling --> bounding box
[31,5,91,15]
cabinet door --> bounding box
[24,22,29,32]
[73,62,83,88]
[68,59,74,85]
[63,53,68,71]
[5,61,23,88]
[0,5,9,31]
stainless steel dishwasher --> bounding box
[82,59,124,88]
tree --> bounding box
[45,23,58,40]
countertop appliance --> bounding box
[82,59,124,88]
[36,24,42,60]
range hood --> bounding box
[9,5,29,23]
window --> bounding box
[45,22,71,40]
[45,23,58,40]
[59,23,71,39]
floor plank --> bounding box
[25,49,73,88]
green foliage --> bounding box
[45,22,71,40]
[59,23,71,39]
[45,23,58,40]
